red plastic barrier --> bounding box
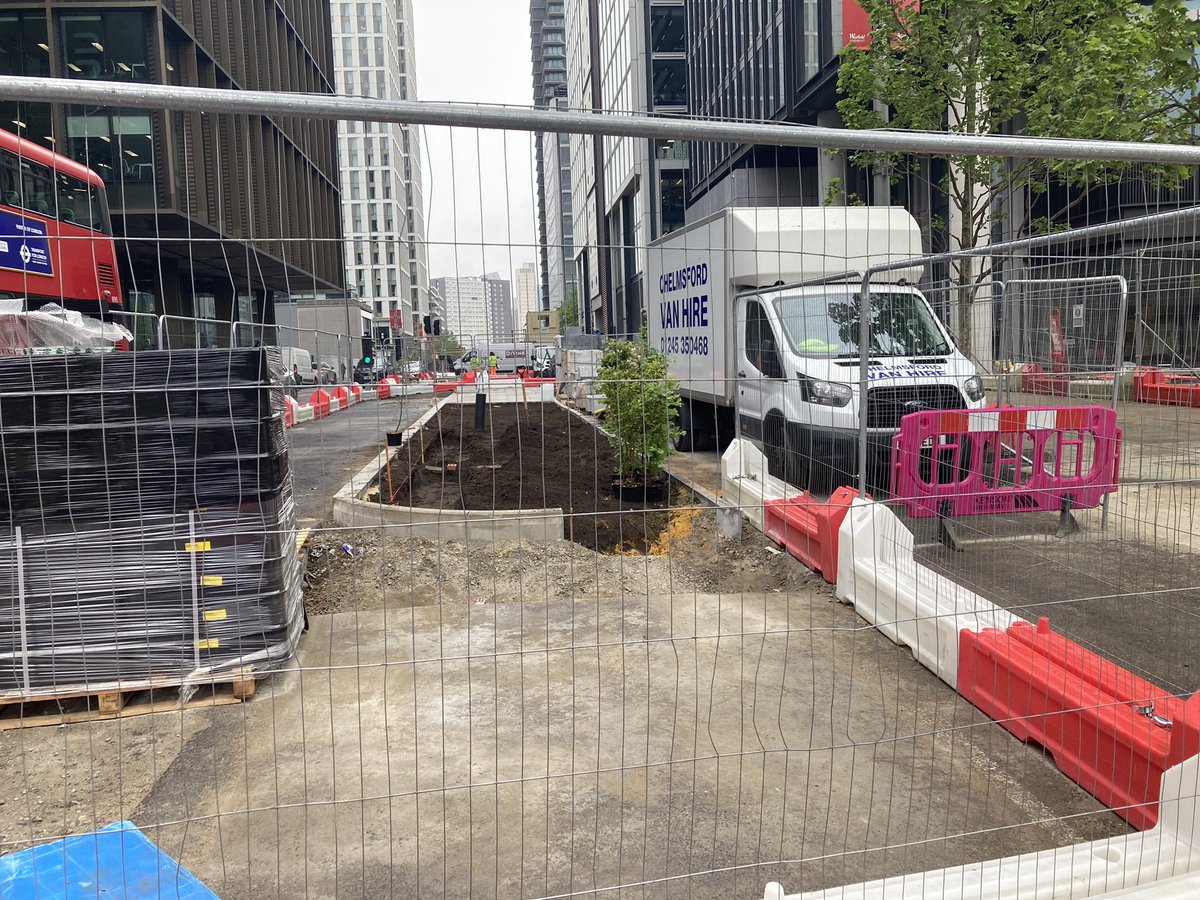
[1020,362,1069,396]
[282,395,297,428]
[762,486,861,583]
[350,383,363,402]
[308,388,331,419]
[433,379,460,395]
[959,617,1199,830]
[331,385,351,409]
[1134,366,1200,407]
[890,405,1122,518]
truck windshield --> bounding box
[775,291,949,358]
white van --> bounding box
[278,346,315,385]
[454,342,555,376]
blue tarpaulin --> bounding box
[0,821,217,899]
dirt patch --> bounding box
[302,507,826,616]
[388,402,670,553]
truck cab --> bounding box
[647,206,985,493]
[734,283,983,488]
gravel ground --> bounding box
[302,505,826,616]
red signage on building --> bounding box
[389,309,404,331]
[844,0,920,49]
[844,0,871,48]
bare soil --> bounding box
[302,505,826,616]
[392,402,671,553]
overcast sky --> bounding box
[411,1,539,287]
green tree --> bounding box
[837,0,1200,359]
[559,287,580,332]
[432,329,463,358]
[596,338,682,483]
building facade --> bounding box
[274,292,372,379]
[430,273,514,341]
[563,0,687,336]
[683,2,933,224]
[331,0,429,354]
[514,261,539,334]
[530,0,576,313]
[0,0,343,333]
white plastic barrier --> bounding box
[834,499,1017,689]
[294,404,315,424]
[719,438,794,532]
[769,752,1200,899]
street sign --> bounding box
[390,309,403,331]
[1072,303,1085,328]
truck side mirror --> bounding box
[760,338,785,379]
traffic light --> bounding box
[360,335,374,366]
[423,315,432,336]
[433,319,442,336]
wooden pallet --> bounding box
[0,673,257,731]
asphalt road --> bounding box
[284,390,430,528]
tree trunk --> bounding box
[956,175,976,360]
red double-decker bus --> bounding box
[0,128,122,312]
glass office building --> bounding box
[0,2,344,326]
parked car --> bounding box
[313,361,337,384]
[278,346,315,385]
[353,360,384,384]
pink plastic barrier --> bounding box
[890,405,1122,518]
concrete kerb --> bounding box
[331,391,566,543]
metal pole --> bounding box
[15,527,29,693]
[857,272,872,498]
[1110,276,1131,411]
[5,76,1200,165]
[188,511,201,670]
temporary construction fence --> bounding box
[0,73,1198,900]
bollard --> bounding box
[474,384,486,430]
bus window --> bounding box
[0,153,56,217]
[0,156,18,208]
[56,172,106,232]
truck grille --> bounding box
[866,384,965,430]
[97,262,116,288]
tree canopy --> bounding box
[837,0,1200,357]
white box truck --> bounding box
[646,207,986,489]
[454,341,555,377]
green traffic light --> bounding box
[364,356,372,365]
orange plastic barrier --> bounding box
[958,617,1198,830]
[761,486,861,583]
[1020,362,1069,396]
[308,388,331,419]
[1134,367,1200,408]
[350,383,362,402]
[282,395,297,428]
[331,385,351,409]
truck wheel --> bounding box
[764,414,808,488]
[674,401,714,451]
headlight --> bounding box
[964,375,985,402]
[801,376,853,407]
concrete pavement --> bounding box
[120,592,1121,899]
[286,391,433,528]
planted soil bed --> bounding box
[393,401,671,553]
